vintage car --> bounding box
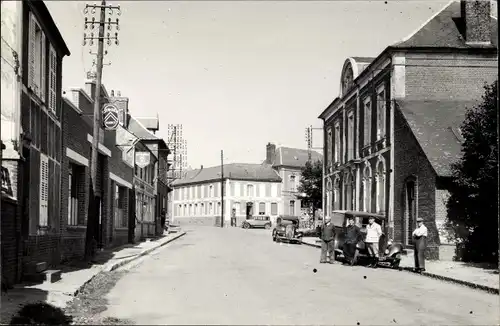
[331,210,405,269]
[272,216,303,244]
[242,215,272,229]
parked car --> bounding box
[242,215,272,229]
[272,216,303,244]
[331,210,405,269]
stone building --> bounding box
[318,0,497,259]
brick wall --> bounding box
[1,197,22,285]
[405,53,498,101]
[394,108,440,259]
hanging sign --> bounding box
[102,103,120,130]
[135,152,150,168]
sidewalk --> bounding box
[1,230,186,324]
[302,237,499,294]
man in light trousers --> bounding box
[365,217,382,268]
[412,217,428,272]
[318,216,336,264]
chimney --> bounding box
[461,0,491,45]
[85,80,96,99]
[266,143,276,165]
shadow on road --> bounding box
[9,302,73,325]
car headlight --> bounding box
[384,249,390,255]
[387,239,393,246]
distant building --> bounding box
[171,163,282,226]
[318,0,497,259]
[264,143,323,216]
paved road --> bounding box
[102,226,499,325]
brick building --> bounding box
[318,0,497,259]
[1,1,70,276]
[61,81,135,260]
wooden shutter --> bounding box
[28,12,36,91]
[39,154,49,226]
[49,45,57,113]
[40,31,46,102]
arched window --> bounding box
[343,171,355,211]
[333,176,341,210]
[404,177,417,246]
[376,158,386,214]
[363,164,372,212]
[326,178,333,216]
[342,66,354,96]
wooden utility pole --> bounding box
[221,150,224,228]
[83,1,120,260]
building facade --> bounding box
[1,1,71,276]
[265,143,323,217]
[171,163,282,226]
[318,0,498,259]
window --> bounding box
[334,122,341,163]
[189,204,192,216]
[39,154,49,226]
[259,202,266,215]
[376,86,386,140]
[68,168,77,226]
[247,184,254,197]
[235,182,240,197]
[177,204,182,217]
[347,111,354,161]
[230,182,235,196]
[289,200,295,216]
[289,176,296,192]
[194,203,198,216]
[344,172,355,211]
[327,128,333,166]
[342,66,354,95]
[29,12,46,101]
[363,98,372,146]
[259,184,265,197]
[209,185,214,197]
[114,185,127,228]
[217,202,221,215]
[363,165,372,212]
[209,202,213,215]
[333,177,340,210]
[376,161,386,213]
[271,203,278,215]
[48,45,57,113]
[271,183,277,197]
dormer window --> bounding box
[342,66,354,95]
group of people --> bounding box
[317,215,428,272]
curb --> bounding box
[400,267,499,295]
[301,239,499,295]
[72,231,186,297]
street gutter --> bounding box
[301,239,499,295]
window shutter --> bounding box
[49,45,57,113]
[28,13,36,91]
[39,154,49,226]
[40,31,46,103]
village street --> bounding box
[90,226,498,325]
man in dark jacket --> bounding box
[318,216,336,264]
[343,217,362,265]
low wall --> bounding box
[174,216,216,227]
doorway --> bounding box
[246,202,253,219]
[404,178,417,246]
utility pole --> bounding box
[221,150,224,228]
[82,1,120,260]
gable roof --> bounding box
[396,99,479,177]
[127,115,169,153]
[275,147,323,168]
[172,163,281,186]
[393,1,497,49]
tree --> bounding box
[445,80,498,265]
[297,159,323,218]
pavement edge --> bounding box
[301,239,499,295]
[72,231,186,297]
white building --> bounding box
[171,163,282,226]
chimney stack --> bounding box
[266,143,276,165]
[461,0,492,45]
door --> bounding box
[246,202,253,219]
[405,179,417,246]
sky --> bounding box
[45,0,451,168]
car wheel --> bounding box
[391,259,401,269]
[243,223,250,229]
[264,223,271,229]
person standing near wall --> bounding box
[412,217,428,273]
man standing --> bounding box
[318,216,336,264]
[343,217,362,265]
[412,217,428,273]
[365,217,382,268]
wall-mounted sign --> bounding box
[1,166,13,196]
[135,152,150,168]
[102,103,120,130]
